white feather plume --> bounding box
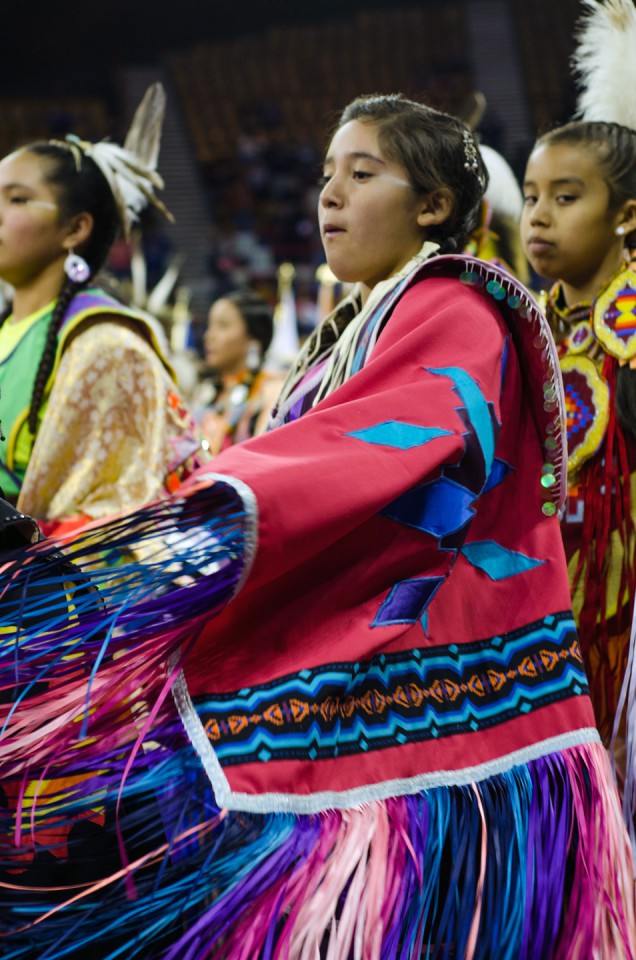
[574,0,636,127]
[123,83,166,172]
[146,256,184,315]
[66,83,173,238]
[480,145,524,222]
[129,230,148,307]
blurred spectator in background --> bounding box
[194,290,283,454]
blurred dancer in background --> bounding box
[195,290,283,453]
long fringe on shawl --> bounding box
[1,742,634,959]
[0,480,634,959]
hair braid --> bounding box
[27,278,81,435]
[26,216,118,437]
[22,143,121,439]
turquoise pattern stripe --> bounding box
[194,613,587,765]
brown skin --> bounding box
[204,297,260,378]
[319,120,452,305]
[0,150,94,322]
[521,142,636,307]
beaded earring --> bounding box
[64,250,91,284]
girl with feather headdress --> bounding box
[520,0,636,816]
[0,84,206,536]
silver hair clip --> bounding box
[462,129,485,188]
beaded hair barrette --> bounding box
[462,129,486,188]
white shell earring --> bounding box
[616,226,626,237]
[64,250,91,283]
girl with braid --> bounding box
[0,84,204,535]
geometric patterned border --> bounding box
[193,612,586,766]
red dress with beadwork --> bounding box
[545,267,636,744]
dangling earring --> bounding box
[64,250,91,283]
[246,341,261,372]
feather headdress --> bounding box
[573,0,636,128]
[59,83,174,238]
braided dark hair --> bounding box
[537,121,636,440]
[337,94,489,253]
[15,143,120,435]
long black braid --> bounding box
[27,278,83,436]
[13,142,120,436]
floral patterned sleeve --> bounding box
[18,319,205,525]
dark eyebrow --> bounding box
[552,177,585,186]
[1,181,34,192]
[350,151,386,165]
[523,177,585,189]
[323,151,387,167]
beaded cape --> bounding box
[545,268,636,748]
[0,255,634,958]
